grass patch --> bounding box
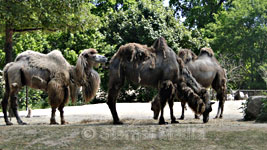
[1,124,267,150]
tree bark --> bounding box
[4,24,14,64]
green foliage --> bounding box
[18,87,49,110]
[0,0,97,33]
[90,0,136,16]
[13,31,51,54]
[169,0,231,29]
[256,98,267,122]
[203,0,267,89]
[258,63,267,87]
[102,0,208,52]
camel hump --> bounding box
[199,47,214,57]
[116,43,154,62]
[152,37,168,52]
[15,50,70,73]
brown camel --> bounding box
[2,49,107,125]
[178,48,227,119]
[107,37,213,124]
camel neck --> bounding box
[72,66,94,86]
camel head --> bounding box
[195,88,215,123]
[199,47,214,57]
[178,49,197,63]
[73,48,107,103]
[202,101,215,123]
[79,48,107,67]
[151,95,161,120]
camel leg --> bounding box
[215,101,222,119]
[58,104,67,125]
[214,92,225,119]
[107,82,123,125]
[50,107,58,125]
[10,94,27,125]
[219,100,225,118]
[179,101,185,120]
[1,92,13,125]
[168,99,179,124]
[159,98,167,124]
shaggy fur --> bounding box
[107,37,212,125]
[178,48,227,119]
[1,49,106,125]
[178,48,197,63]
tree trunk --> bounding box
[4,24,14,64]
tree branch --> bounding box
[13,28,57,32]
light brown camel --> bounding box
[107,37,213,124]
[178,48,227,119]
[1,49,107,125]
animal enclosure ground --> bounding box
[1,101,267,150]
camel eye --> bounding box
[90,51,96,55]
[84,54,89,58]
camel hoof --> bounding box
[113,121,123,125]
[214,116,218,119]
[171,120,179,124]
[219,116,223,119]
[6,121,13,126]
[50,122,59,125]
[18,121,27,125]
[179,117,184,120]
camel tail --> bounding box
[3,63,12,93]
[63,86,69,105]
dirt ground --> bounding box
[1,100,267,150]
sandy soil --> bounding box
[0,100,245,125]
[1,100,267,150]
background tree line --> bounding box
[0,0,266,109]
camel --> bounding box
[151,61,215,123]
[107,37,213,125]
[1,48,107,125]
[178,48,227,119]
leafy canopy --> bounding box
[0,0,98,32]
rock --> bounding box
[246,96,267,120]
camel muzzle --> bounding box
[95,54,108,63]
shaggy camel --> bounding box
[178,48,227,119]
[107,37,213,124]
[2,49,107,125]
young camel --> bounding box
[2,49,107,125]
